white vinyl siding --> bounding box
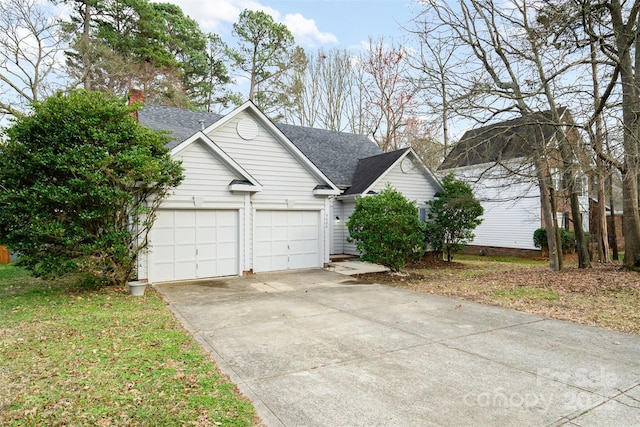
[371,159,438,203]
[341,200,358,255]
[453,163,541,250]
[145,106,336,281]
[208,110,329,268]
[331,199,344,254]
[170,140,244,200]
[208,112,323,204]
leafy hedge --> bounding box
[533,227,579,253]
[346,186,425,272]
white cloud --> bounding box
[152,0,241,32]
[282,13,338,46]
[152,0,337,47]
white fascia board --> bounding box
[229,182,262,192]
[336,193,361,201]
[313,188,341,196]
[406,148,443,192]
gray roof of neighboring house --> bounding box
[137,104,383,189]
[440,110,563,170]
[343,148,409,195]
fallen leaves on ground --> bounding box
[355,256,640,335]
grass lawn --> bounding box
[0,264,258,426]
[362,254,640,335]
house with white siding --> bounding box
[136,98,441,283]
[439,110,589,255]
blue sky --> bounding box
[165,0,419,50]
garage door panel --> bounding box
[174,245,197,261]
[303,223,318,238]
[150,210,238,282]
[216,212,238,227]
[175,210,196,228]
[303,239,319,252]
[154,211,175,227]
[153,246,175,262]
[254,210,321,272]
[175,232,196,246]
[217,225,237,242]
[152,228,175,246]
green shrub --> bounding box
[0,90,184,286]
[347,186,425,272]
[533,228,547,249]
[533,227,576,254]
[424,173,483,261]
[562,229,576,253]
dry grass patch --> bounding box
[357,255,640,335]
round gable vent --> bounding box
[237,118,259,140]
[400,157,415,173]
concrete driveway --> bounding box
[156,269,640,427]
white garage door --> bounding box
[149,209,238,282]
[254,210,321,272]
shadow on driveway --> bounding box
[156,269,640,427]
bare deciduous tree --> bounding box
[579,0,640,268]
[419,0,595,270]
[0,0,65,119]
[361,37,418,151]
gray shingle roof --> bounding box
[440,110,562,170]
[137,104,383,188]
[275,122,382,187]
[343,148,409,195]
[138,105,223,148]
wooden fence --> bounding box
[0,246,10,264]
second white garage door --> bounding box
[149,209,238,282]
[254,210,321,272]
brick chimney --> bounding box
[128,86,145,121]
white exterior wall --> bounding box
[207,110,331,270]
[208,111,325,204]
[331,199,344,254]
[164,140,245,207]
[454,163,541,250]
[341,200,358,255]
[371,160,439,207]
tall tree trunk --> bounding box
[82,2,92,91]
[551,186,564,271]
[594,156,610,263]
[537,160,561,271]
[621,170,640,266]
[589,28,610,263]
[559,132,592,268]
[608,173,620,260]
[611,0,640,268]
[569,184,592,267]
[440,76,449,155]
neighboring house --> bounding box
[439,110,590,255]
[136,98,441,283]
